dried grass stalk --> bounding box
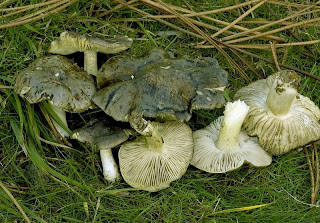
[0,0,79,29]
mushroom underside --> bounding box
[119,121,194,192]
[191,117,272,173]
[234,72,320,155]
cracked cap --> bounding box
[14,55,96,112]
[93,48,228,126]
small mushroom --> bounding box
[234,70,320,155]
[70,120,135,182]
[191,100,272,173]
[119,121,194,192]
[14,55,96,137]
[48,31,133,76]
[93,48,228,133]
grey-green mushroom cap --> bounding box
[70,120,134,150]
[14,55,96,113]
[119,121,194,192]
[191,101,272,173]
[234,70,320,155]
[93,48,228,125]
[48,31,133,55]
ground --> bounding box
[0,0,320,222]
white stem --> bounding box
[216,100,249,152]
[266,84,297,116]
[100,149,120,182]
[266,70,300,116]
[84,51,98,76]
[49,102,69,138]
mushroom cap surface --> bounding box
[234,71,320,155]
[119,121,194,192]
[48,31,133,55]
[191,116,272,173]
[93,48,228,123]
[14,55,96,113]
[70,120,133,150]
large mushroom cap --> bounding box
[14,55,96,113]
[119,121,194,192]
[48,31,133,55]
[234,70,320,155]
[191,101,272,173]
[93,48,228,124]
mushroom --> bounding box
[119,121,194,192]
[93,48,228,133]
[70,120,135,182]
[234,70,320,155]
[48,31,133,76]
[191,100,272,173]
[14,55,96,137]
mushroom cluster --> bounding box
[92,48,229,191]
[15,31,133,182]
[191,70,320,175]
[14,31,320,192]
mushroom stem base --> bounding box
[100,149,120,182]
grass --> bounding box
[1,0,320,222]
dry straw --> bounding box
[95,0,320,81]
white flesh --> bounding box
[100,149,120,182]
[84,51,98,76]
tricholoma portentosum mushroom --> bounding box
[191,100,272,173]
[235,70,320,155]
[48,31,133,76]
[93,48,228,133]
[14,55,96,137]
[119,121,193,192]
[70,120,135,182]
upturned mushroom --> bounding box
[14,55,96,137]
[93,48,228,134]
[191,100,272,173]
[119,121,193,192]
[48,31,133,76]
[70,120,135,182]
[234,70,320,155]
